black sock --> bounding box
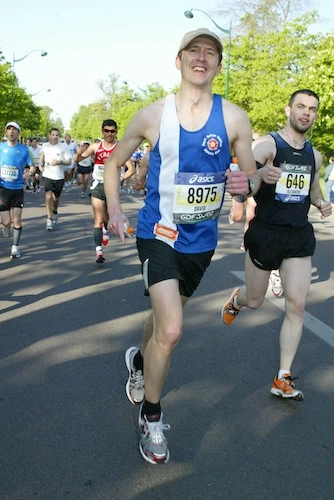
[134,351,144,372]
[13,227,22,246]
[53,209,58,215]
[94,227,102,247]
[142,400,161,421]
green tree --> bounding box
[212,11,334,159]
[0,59,13,125]
[301,33,334,157]
[214,13,319,130]
[69,78,168,140]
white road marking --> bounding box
[232,271,334,348]
[126,195,142,203]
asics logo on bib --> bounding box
[189,174,215,184]
[285,195,301,202]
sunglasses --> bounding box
[103,128,116,133]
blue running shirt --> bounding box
[137,94,231,253]
[0,142,32,190]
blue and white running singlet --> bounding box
[137,93,231,253]
[0,142,32,190]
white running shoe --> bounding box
[95,247,105,264]
[125,347,145,404]
[52,213,59,225]
[138,402,170,464]
[10,245,20,259]
[46,219,53,231]
[269,270,283,297]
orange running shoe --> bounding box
[222,287,241,325]
[270,373,304,400]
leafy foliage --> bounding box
[70,81,168,142]
[212,12,333,160]
[0,56,64,139]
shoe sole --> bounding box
[139,441,170,465]
[271,288,284,297]
[96,256,105,264]
[270,388,304,401]
[125,347,143,405]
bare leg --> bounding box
[231,198,245,223]
[278,257,311,371]
[237,252,270,308]
[243,196,256,233]
[142,279,188,404]
[45,191,53,219]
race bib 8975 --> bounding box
[173,171,225,224]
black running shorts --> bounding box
[90,183,106,201]
[77,165,92,175]
[0,188,24,211]
[43,178,65,198]
[244,218,316,270]
[136,237,214,297]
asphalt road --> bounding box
[1,185,333,500]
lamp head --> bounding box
[184,10,194,19]
[41,51,47,57]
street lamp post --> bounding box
[10,49,48,118]
[123,80,146,94]
[30,88,51,97]
[184,9,232,99]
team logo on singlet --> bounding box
[202,134,222,156]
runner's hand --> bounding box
[316,199,332,219]
[108,214,129,243]
[132,175,144,190]
[225,169,248,196]
[260,152,281,185]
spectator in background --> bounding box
[324,156,334,202]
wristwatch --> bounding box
[247,179,255,195]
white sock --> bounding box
[278,369,290,379]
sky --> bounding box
[1,0,333,130]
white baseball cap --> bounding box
[5,121,21,131]
[178,28,223,56]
